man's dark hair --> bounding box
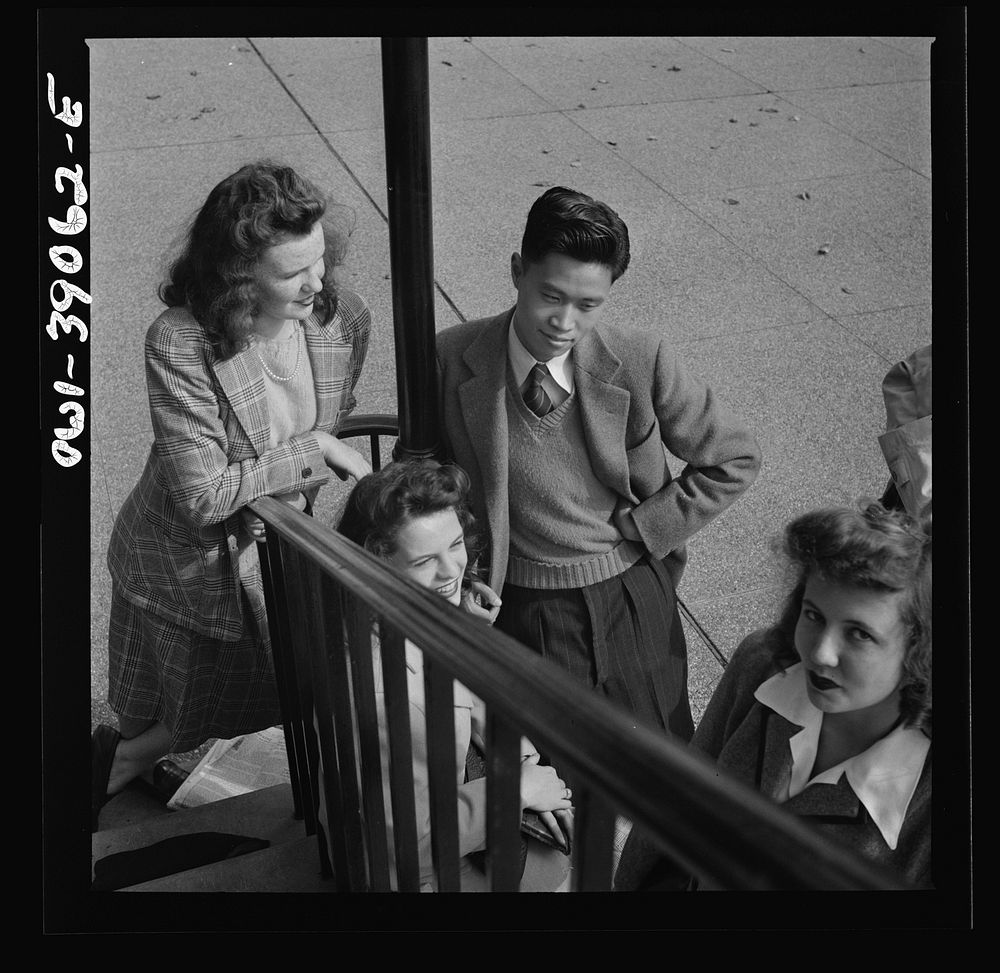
[520,186,630,281]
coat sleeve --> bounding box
[878,343,932,521]
[629,340,762,559]
[144,316,333,528]
[434,352,452,462]
[615,631,777,892]
[692,629,781,760]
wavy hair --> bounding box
[337,459,483,591]
[520,186,631,281]
[159,160,351,359]
[770,500,932,732]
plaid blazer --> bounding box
[107,291,370,641]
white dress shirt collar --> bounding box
[507,313,574,394]
[754,663,930,850]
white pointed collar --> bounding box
[754,663,930,850]
[507,314,574,393]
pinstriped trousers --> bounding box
[494,555,694,741]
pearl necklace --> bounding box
[255,323,302,384]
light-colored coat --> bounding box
[374,639,570,892]
[436,310,762,591]
[107,293,370,642]
[374,639,488,891]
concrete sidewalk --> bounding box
[89,34,934,747]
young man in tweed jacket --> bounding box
[436,187,761,739]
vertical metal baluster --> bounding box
[282,547,330,876]
[572,782,616,891]
[379,624,421,891]
[423,654,461,891]
[485,711,523,892]
[345,593,392,890]
[305,570,369,891]
[257,534,304,823]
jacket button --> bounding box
[302,467,312,478]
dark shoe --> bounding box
[127,759,190,804]
[152,759,189,800]
[91,724,121,832]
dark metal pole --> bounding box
[381,37,440,461]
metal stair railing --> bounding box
[249,450,911,892]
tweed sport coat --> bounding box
[436,309,762,592]
[107,293,370,642]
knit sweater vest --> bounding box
[505,364,644,589]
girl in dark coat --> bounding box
[616,500,932,889]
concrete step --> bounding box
[92,783,330,891]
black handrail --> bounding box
[250,494,910,891]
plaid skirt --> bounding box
[495,555,694,741]
[107,579,283,753]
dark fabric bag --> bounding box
[91,832,270,891]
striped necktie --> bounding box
[523,363,553,417]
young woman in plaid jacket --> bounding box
[93,162,372,827]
